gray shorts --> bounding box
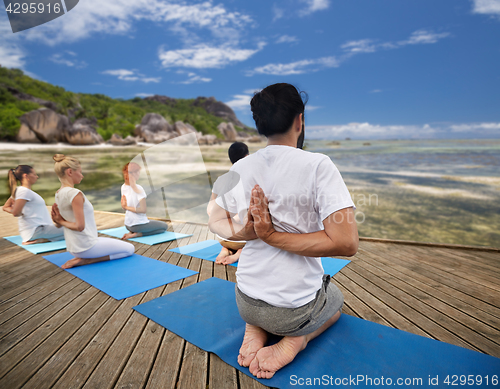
[235,275,344,337]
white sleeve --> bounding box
[67,188,83,205]
[15,187,34,202]
[315,157,355,222]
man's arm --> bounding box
[250,185,358,257]
[208,201,257,241]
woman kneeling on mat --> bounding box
[120,162,168,240]
[51,154,134,269]
[2,165,64,244]
[208,83,358,379]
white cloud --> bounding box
[50,51,87,68]
[102,69,161,83]
[398,30,451,45]
[249,29,449,77]
[449,122,500,132]
[307,123,436,140]
[248,56,339,76]
[369,89,382,93]
[22,0,253,46]
[276,35,299,44]
[306,122,500,140]
[225,94,252,111]
[0,17,26,69]
[341,39,377,54]
[136,93,154,97]
[272,5,285,21]
[159,43,264,69]
[472,0,500,15]
[300,0,330,15]
[176,72,212,84]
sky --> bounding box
[1,0,500,140]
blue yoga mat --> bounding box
[43,251,198,300]
[134,277,500,388]
[169,240,238,267]
[4,235,66,254]
[98,226,192,245]
[321,257,350,275]
[170,240,351,274]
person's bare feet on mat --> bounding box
[62,255,110,269]
[238,324,268,367]
[23,238,49,245]
[121,232,140,240]
[249,336,306,379]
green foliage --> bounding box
[0,104,24,138]
[0,66,243,141]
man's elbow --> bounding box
[76,224,85,232]
[343,238,358,257]
[339,233,358,257]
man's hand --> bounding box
[249,185,276,243]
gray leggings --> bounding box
[235,275,344,337]
[125,220,168,236]
[29,224,65,242]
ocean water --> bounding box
[1,139,499,247]
[306,139,500,247]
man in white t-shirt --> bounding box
[208,83,358,379]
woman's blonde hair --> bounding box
[7,165,33,197]
[53,154,81,178]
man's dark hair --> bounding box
[228,142,249,164]
[250,83,308,137]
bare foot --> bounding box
[61,254,111,269]
[238,324,268,367]
[224,248,242,265]
[23,238,49,245]
[61,257,87,269]
[121,232,139,240]
[215,247,231,264]
[249,336,306,379]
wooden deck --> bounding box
[1,210,499,389]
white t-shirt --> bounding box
[215,145,355,308]
[55,187,98,253]
[121,184,149,226]
[14,186,53,242]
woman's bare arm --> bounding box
[52,193,86,232]
[5,198,28,217]
[121,196,147,214]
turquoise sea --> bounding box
[1,139,499,247]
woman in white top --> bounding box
[2,165,64,244]
[120,162,168,240]
[51,154,134,269]
[209,83,358,379]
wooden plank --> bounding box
[0,271,74,323]
[51,294,144,389]
[209,354,238,389]
[0,279,88,348]
[77,224,197,389]
[21,296,121,389]
[0,264,65,303]
[358,243,500,318]
[357,248,500,343]
[348,261,500,357]
[335,271,426,335]
[341,266,479,351]
[0,290,108,389]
